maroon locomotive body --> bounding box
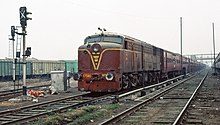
[77,32,204,92]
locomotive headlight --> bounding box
[92,43,101,52]
[105,73,114,81]
[93,47,99,52]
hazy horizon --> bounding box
[1,0,219,63]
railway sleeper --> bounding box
[30,109,47,112]
[185,119,203,124]
[161,96,190,99]
[20,111,39,115]
[153,121,174,124]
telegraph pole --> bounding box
[212,23,216,75]
[19,7,32,95]
[180,17,183,74]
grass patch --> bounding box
[33,103,120,125]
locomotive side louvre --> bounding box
[163,50,173,72]
[182,56,189,74]
[152,46,161,71]
[160,48,164,72]
[122,38,143,73]
[142,42,153,71]
[133,41,142,72]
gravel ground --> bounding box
[2,73,220,125]
[82,100,140,125]
[0,78,83,111]
[183,74,220,125]
[85,73,220,125]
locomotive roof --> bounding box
[87,32,195,61]
[87,32,146,44]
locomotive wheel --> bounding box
[156,75,160,83]
[131,75,138,87]
[122,75,130,89]
[138,74,143,86]
[148,73,153,84]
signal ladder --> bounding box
[8,38,12,58]
[8,26,22,59]
[16,32,22,59]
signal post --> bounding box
[19,7,32,95]
[9,26,16,91]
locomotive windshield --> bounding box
[85,36,123,44]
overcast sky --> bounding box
[0,0,220,61]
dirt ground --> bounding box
[183,74,220,125]
[0,78,83,111]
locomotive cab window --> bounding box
[84,36,123,44]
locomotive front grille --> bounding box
[92,52,100,69]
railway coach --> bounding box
[0,59,78,81]
[77,32,204,92]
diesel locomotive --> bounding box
[77,32,204,92]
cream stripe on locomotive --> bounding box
[79,48,121,70]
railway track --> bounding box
[100,70,208,125]
[0,72,206,125]
[0,74,184,125]
[0,92,119,125]
[0,84,51,102]
[181,73,220,125]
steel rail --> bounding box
[118,75,185,99]
[0,84,51,102]
[172,71,209,125]
[0,84,50,96]
[0,91,124,125]
[0,92,90,115]
[1,93,108,125]
[99,73,197,125]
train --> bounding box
[214,52,220,74]
[0,58,78,81]
[77,32,205,92]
